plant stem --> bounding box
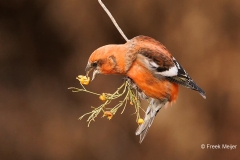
[98,0,129,42]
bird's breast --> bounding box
[126,60,178,102]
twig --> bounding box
[98,0,129,42]
[70,78,144,126]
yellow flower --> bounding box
[137,118,144,125]
[103,111,113,120]
[76,75,90,85]
[99,93,106,101]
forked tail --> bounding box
[136,99,166,143]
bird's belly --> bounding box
[126,61,178,102]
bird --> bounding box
[85,35,206,143]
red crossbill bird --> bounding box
[85,35,206,143]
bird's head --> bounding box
[85,44,129,80]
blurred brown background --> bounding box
[0,0,240,159]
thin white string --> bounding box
[98,0,129,42]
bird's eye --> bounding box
[91,61,98,67]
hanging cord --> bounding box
[98,0,129,42]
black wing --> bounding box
[133,36,206,99]
[166,58,206,99]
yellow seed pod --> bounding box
[137,118,144,125]
[99,93,106,101]
[76,75,90,85]
[77,75,84,79]
[103,111,113,120]
[130,101,133,105]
